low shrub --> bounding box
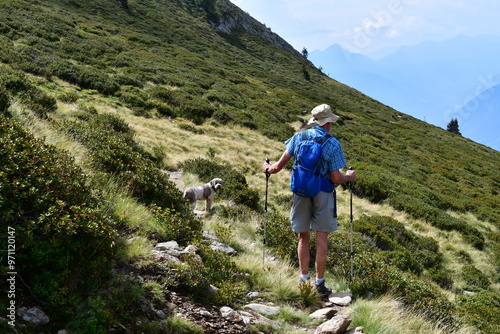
[212,108,235,125]
[487,232,500,270]
[78,66,120,95]
[461,265,490,291]
[19,86,57,118]
[0,66,31,93]
[456,291,500,333]
[258,211,297,262]
[351,253,455,324]
[146,85,174,103]
[179,98,215,124]
[350,252,400,297]
[178,122,204,134]
[149,205,202,244]
[61,112,186,211]
[69,274,175,333]
[167,245,248,304]
[354,215,442,268]
[381,251,424,275]
[0,66,57,118]
[0,117,116,326]
[58,90,80,103]
[324,229,373,280]
[354,164,391,202]
[116,89,148,109]
[392,276,455,323]
[426,267,454,290]
[388,195,484,249]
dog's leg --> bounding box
[205,198,212,212]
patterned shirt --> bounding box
[285,126,347,180]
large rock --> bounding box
[309,307,339,320]
[17,306,49,326]
[220,306,243,322]
[328,292,352,306]
[154,241,181,251]
[241,309,282,328]
[243,303,279,316]
[210,241,237,255]
[153,241,182,258]
[345,326,365,334]
[219,306,282,328]
[314,313,351,334]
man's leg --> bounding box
[315,231,329,279]
[314,231,332,300]
[298,231,310,276]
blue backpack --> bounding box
[290,130,331,197]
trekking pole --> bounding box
[263,158,270,264]
[349,166,354,282]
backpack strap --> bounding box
[301,130,308,141]
[318,134,331,145]
[301,130,331,145]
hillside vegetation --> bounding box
[1,0,499,333]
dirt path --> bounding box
[164,169,184,191]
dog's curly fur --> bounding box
[182,178,224,212]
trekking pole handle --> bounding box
[348,166,354,188]
[265,158,270,214]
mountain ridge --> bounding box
[309,34,500,151]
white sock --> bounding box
[315,278,325,285]
[301,274,310,281]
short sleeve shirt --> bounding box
[285,126,347,180]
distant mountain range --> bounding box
[309,35,500,151]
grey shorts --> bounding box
[290,191,338,233]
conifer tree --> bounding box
[301,47,309,59]
[447,118,461,135]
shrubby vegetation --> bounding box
[456,291,500,333]
[264,214,457,323]
[60,112,187,212]
[164,244,251,305]
[0,117,116,329]
[0,65,57,118]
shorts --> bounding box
[290,191,338,233]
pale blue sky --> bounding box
[231,0,500,55]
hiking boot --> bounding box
[315,281,332,301]
[299,276,311,284]
[298,276,312,287]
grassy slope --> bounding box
[1,0,499,332]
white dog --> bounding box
[182,178,224,212]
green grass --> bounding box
[346,295,475,334]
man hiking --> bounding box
[263,104,356,300]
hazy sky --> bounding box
[231,0,500,55]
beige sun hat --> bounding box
[307,104,339,126]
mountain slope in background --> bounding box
[309,35,500,151]
[457,83,500,150]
